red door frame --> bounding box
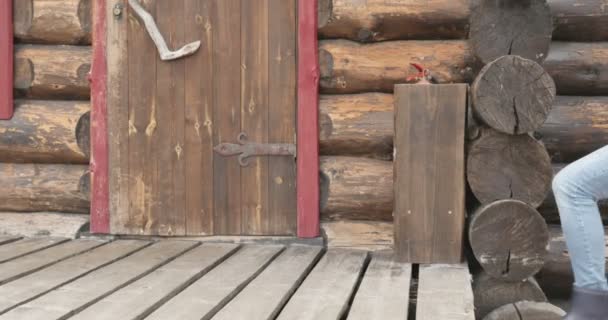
[90,0,320,238]
[0,0,13,120]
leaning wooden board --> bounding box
[393,84,467,263]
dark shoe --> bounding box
[564,286,608,320]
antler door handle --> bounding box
[127,0,201,61]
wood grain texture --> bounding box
[13,0,91,45]
[0,240,148,314]
[0,163,89,213]
[318,0,608,42]
[0,237,67,263]
[268,0,297,235]
[319,40,608,95]
[483,301,565,320]
[14,45,91,100]
[469,0,553,64]
[0,0,12,119]
[394,84,466,263]
[416,264,475,320]
[105,0,127,234]
[277,249,368,320]
[1,241,198,320]
[212,0,243,235]
[0,100,89,163]
[545,42,608,96]
[0,239,106,285]
[467,129,553,208]
[319,93,608,163]
[214,245,323,320]
[319,93,393,159]
[537,96,608,163]
[320,156,393,221]
[184,0,214,235]
[473,272,547,319]
[70,244,239,320]
[146,245,283,320]
[240,0,270,235]
[469,200,549,282]
[471,56,556,134]
[319,40,475,94]
[347,251,411,320]
[321,220,393,251]
[318,0,469,41]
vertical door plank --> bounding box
[69,244,239,320]
[212,0,242,235]
[107,0,129,233]
[0,240,107,285]
[213,245,323,320]
[347,251,411,320]
[146,245,283,320]
[241,0,270,235]
[155,0,186,235]
[267,0,297,235]
[0,237,67,263]
[0,240,148,314]
[126,0,157,235]
[0,241,198,320]
[277,249,368,320]
[184,0,214,235]
[393,84,467,263]
[416,264,475,320]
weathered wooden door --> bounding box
[105,0,297,236]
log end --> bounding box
[483,301,565,320]
[12,0,33,38]
[78,0,92,44]
[472,55,556,134]
[318,0,333,30]
[470,0,553,64]
[76,111,91,159]
[469,200,549,282]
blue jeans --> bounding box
[553,145,608,291]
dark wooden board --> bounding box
[393,84,467,263]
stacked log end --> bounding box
[483,301,565,320]
[2,0,93,220]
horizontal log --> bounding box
[321,220,393,251]
[318,0,470,42]
[0,212,89,238]
[319,0,608,42]
[14,45,91,100]
[544,42,608,96]
[538,164,608,223]
[320,94,607,163]
[320,156,392,221]
[536,225,608,298]
[319,40,475,94]
[0,100,90,164]
[537,97,608,163]
[14,0,91,45]
[319,93,393,160]
[0,163,89,213]
[319,40,608,95]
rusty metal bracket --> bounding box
[127,0,200,61]
[213,132,296,167]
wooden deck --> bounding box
[0,237,474,320]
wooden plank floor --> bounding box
[0,238,474,320]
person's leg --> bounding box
[553,145,608,291]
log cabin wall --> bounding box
[318,0,608,297]
[0,0,91,233]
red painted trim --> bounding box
[0,0,13,120]
[90,0,110,233]
[297,0,320,238]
